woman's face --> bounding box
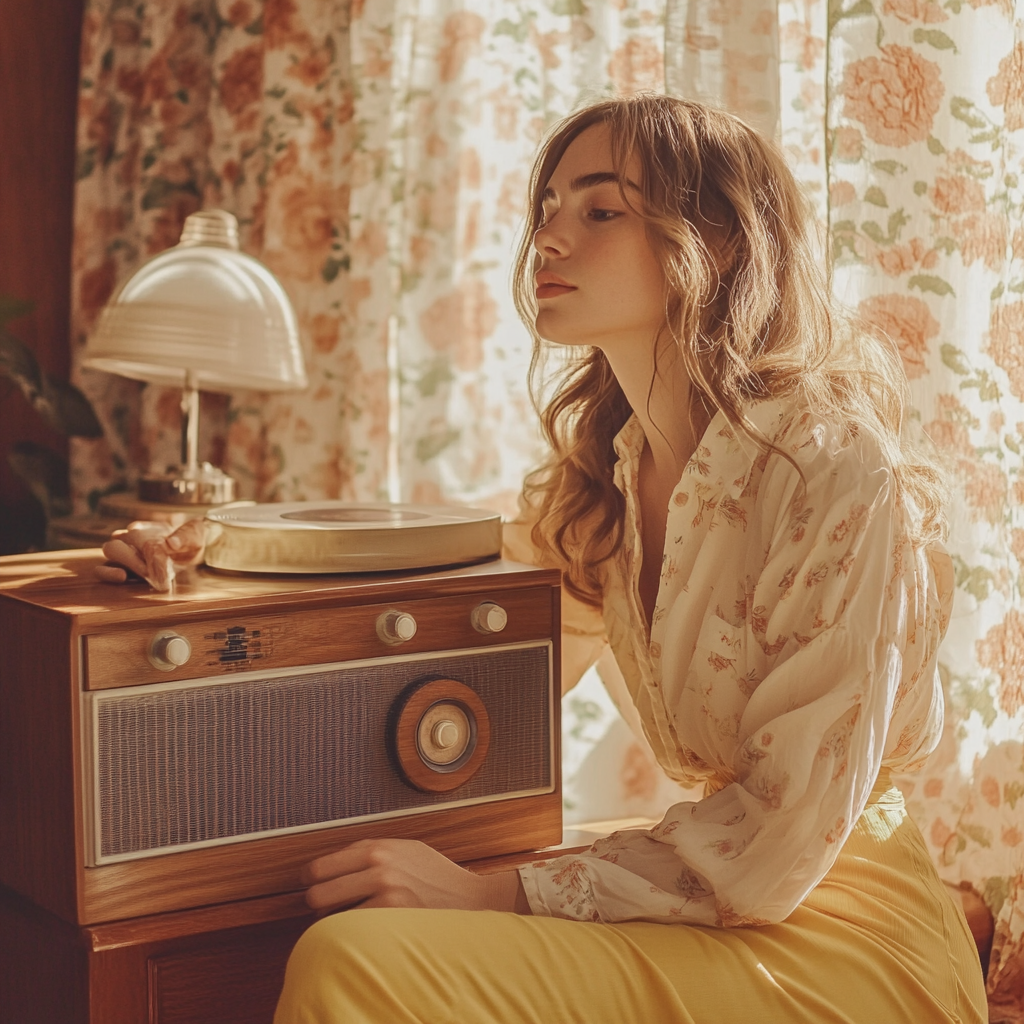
[533,124,667,352]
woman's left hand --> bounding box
[94,518,207,591]
[301,838,530,915]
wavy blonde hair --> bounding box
[512,95,945,606]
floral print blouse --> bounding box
[512,399,953,927]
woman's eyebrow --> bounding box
[571,171,639,192]
[541,172,641,201]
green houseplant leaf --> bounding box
[0,327,103,437]
[7,441,72,520]
[0,295,34,327]
[0,293,107,552]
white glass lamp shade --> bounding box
[83,210,308,393]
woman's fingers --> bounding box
[302,841,376,886]
[94,563,129,583]
[140,538,173,591]
[166,518,207,564]
[305,872,379,913]
[101,537,151,579]
[298,838,507,915]
[99,531,172,591]
[303,844,389,912]
[95,519,206,591]
[125,521,174,542]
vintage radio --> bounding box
[0,535,562,1023]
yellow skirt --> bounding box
[274,780,987,1024]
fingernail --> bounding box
[167,534,182,550]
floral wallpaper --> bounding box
[71,0,1021,1014]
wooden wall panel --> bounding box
[0,602,79,919]
[0,0,84,547]
[0,886,89,1024]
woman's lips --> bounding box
[536,284,576,299]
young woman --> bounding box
[105,95,987,1022]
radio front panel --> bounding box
[0,552,562,925]
[84,642,554,866]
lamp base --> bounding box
[138,463,237,505]
[46,490,249,550]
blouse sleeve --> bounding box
[502,513,607,696]
[518,442,946,926]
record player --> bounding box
[0,503,563,1023]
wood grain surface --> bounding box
[0,0,82,532]
[2,830,591,1024]
[0,550,559,626]
[0,885,88,1024]
[82,585,554,689]
[82,792,562,923]
[1,550,563,943]
[147,924,310,1024]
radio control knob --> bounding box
[416,701,472,766]
[149,631,192,671]
[431,720,460,750]
[377,609,417,644]
[471,602,507,634]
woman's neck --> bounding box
[602,333,703,628]
[601,334,699,479]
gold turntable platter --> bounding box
[203,501,503,574]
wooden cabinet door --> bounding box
[147,919,311,1024]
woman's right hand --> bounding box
[95,518,207,592]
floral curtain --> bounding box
[357,0,666,509]
[71,0,667,511]
[828,0,1024,1014]
[72,0,385,505]
[71,0,1022,1014]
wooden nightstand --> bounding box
[0,550,565,1023]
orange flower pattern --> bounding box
[841,44,943,147]
[987,42,1024,132]
[520,400,950,927]
[857,293,940,380]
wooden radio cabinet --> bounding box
[0,550,563,1023]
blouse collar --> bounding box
[611,399,791,501]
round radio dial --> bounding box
[376,609,417,644]
[149,631,192,671]
[393,678,491,792]
[471,601,507,634]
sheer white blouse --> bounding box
[506,399,952,927]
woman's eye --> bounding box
[588,208,620,222]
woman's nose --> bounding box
[534,217,568,258]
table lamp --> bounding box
[82,209,307,506]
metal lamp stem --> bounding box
[136,370,236,505]
[181,370,200,476]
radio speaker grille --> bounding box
[91,644,551,861]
